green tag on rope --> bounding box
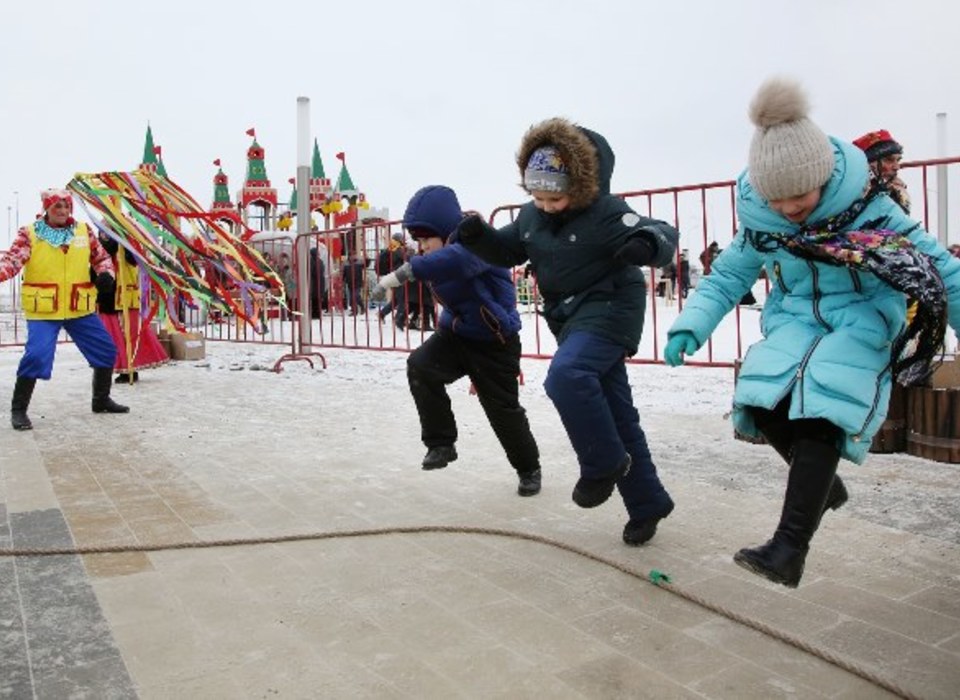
[649,569,671,586]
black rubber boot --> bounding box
[11,376,37,430]
[734,437,841,588]
[757,412,848,518]
[92,368,130,414]
[422,445,457,470]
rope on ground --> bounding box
[0,524,919,700]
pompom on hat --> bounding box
[852,129,903,163]
[747,78,835,201]
[523,146,570,193]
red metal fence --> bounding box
[3,157,958,366]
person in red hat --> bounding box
[853,129,910,214]
[0,189,129,430]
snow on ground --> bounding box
[1,284,958,545]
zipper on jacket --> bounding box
[853,365,892,442]
[808,262,833,332]
[848,268,862,293]
[795,335,824,414]
[773,261,788,293]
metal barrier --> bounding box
[3,157,958,366]
[490,156,960,367]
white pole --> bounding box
[296,97,312,351]
[936,112,949,246]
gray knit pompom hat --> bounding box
[747,78,835,201]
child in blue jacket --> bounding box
[666,78,960,587]
[372,185,542,496]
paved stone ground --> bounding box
[1,342,958,699]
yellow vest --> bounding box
[114,252,142,311]
[21,223,99,320]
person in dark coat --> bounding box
[456,117,679,544]
[372,185,542,496]
[308,246,326,316]
[376,232,408,323]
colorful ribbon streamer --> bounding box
[68,169,285,333]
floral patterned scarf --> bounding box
[748,190,947,386]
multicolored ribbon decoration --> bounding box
[68,169,285,333]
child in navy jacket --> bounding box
[373,185,542,496]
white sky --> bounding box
[2,0,959,248]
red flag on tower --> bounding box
[246,128,256,138]
[213,158,221,166]
[154,145,162,157]
[335,151,345,162]
[288,177,295,185]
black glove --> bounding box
[95,272,115,295]
[615,236,657,266]
[457,215,487,245]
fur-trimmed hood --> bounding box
[516,118,613,210]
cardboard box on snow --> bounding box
[169,331,205,361]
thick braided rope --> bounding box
[0,524,920,700]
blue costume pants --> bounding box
[17,315,117,380]
[544,331,673,520]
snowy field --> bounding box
[2,308,957,546]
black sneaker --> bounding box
[517,469,541,497]
[422,445,458,470]
[572,454,631,508]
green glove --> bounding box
[664,332,698,366]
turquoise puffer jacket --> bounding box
[668,138,960,464]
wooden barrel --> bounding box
[869,383,908,453]
[906,386,960,463]
[732,360,767,445]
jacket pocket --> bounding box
[120,284,141,309]
[71,282,97,313]
[21,283,59,313]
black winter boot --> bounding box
[572,454,631,508]
[11,376,37,430]
[92,368,130,414]
[758,413,848,519]
[734,437,840,587]
[422,445,457,470]
[517,468,541,497]
[115,371,139,384]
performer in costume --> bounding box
[94,231,168,383]
[0,189,129,430]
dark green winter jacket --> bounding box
[461,118,679,355]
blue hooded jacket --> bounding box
[668,138,960,464]
[404,186,521,343]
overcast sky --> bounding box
[2,0,959,248]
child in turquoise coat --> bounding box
[665,78,960,587]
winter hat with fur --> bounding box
[747,78,835,201]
